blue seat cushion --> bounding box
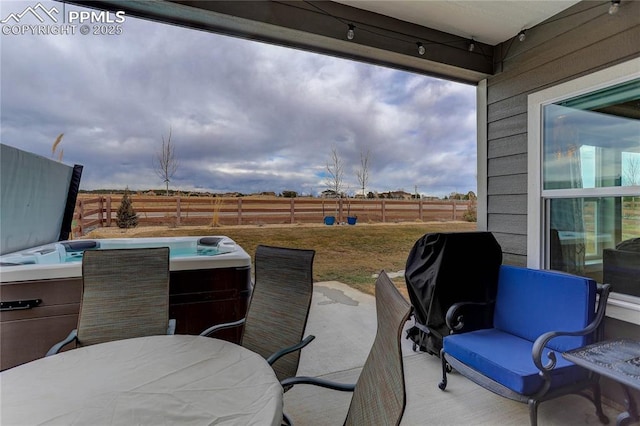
[444,329,588,395]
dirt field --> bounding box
[85,221,478,295]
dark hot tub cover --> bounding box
[404,232,502,356]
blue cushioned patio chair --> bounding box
[200,245,316,382]
[280,271,412,426]
[439,265,611,426]
[47,247,175,356]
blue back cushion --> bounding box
[493,266,596,352]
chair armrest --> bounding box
[266,335,315,365]
[445,301,494,332]
[199,318,246,337]
[167,319,177,335]
[531,283,611,392]
[278,376,356,426]
[280,376,356,392]
[46,329,78,356]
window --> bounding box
[528,59,640,324]
[543,78,640,278]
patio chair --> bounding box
[200,245,316,382]
[438,266,611,426]
[46,247,174,356]
[280,271,412,426]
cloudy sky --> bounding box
[1,1,477,198]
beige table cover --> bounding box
[1,335,283,425]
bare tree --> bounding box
[153,128,179,196]
[625,155,640,210]
[623,155,640,186]
[325,146,344,198]
[355,149,370,198]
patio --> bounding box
[283,280,623,425]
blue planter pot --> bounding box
[347,216,357,225]
[324,216,336,225]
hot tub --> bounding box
[0,236,252,370]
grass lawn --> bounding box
[85,221,477,295]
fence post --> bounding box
[72,210,80,238]
[176,196,181,226]
[290,199,295,224]
[78,199,85,236]
[381,199,386,222]
[237,198,242,225]
[338,199,343,222]
[418,199,423,221]
[98,196,104,228]
[452,200,456,220]
[105,196,111,227]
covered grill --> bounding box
[404,232,502,356]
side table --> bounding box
[563,339,640,426]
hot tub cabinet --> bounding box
[169,266,250,338]
[0,237,251,371]
[0,277,81,371]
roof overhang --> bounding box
[62,0,497,84]
[60,1,580,84]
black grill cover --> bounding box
[404,232,502,356]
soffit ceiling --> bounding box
[333,0,582,45]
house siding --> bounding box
[485,0,640,265]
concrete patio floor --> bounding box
[283,280,629,425]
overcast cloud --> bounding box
[1,1,477,197]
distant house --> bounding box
[382,191,412,200]
[321,190,339,198]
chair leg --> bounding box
[616,384,638,426]
[528,399,539,426]
[438,350,448,390]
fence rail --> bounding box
[72,195,474,236]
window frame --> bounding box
[527,58,640,325]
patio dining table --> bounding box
[0,334,283,425]
[563,338,640,426]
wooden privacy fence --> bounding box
[73,195,474,236]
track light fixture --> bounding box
[417,42,425,56]
[346,24,355,40]
[609,0,620,14]
[518,30,526,42]
[468,39,475,52]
